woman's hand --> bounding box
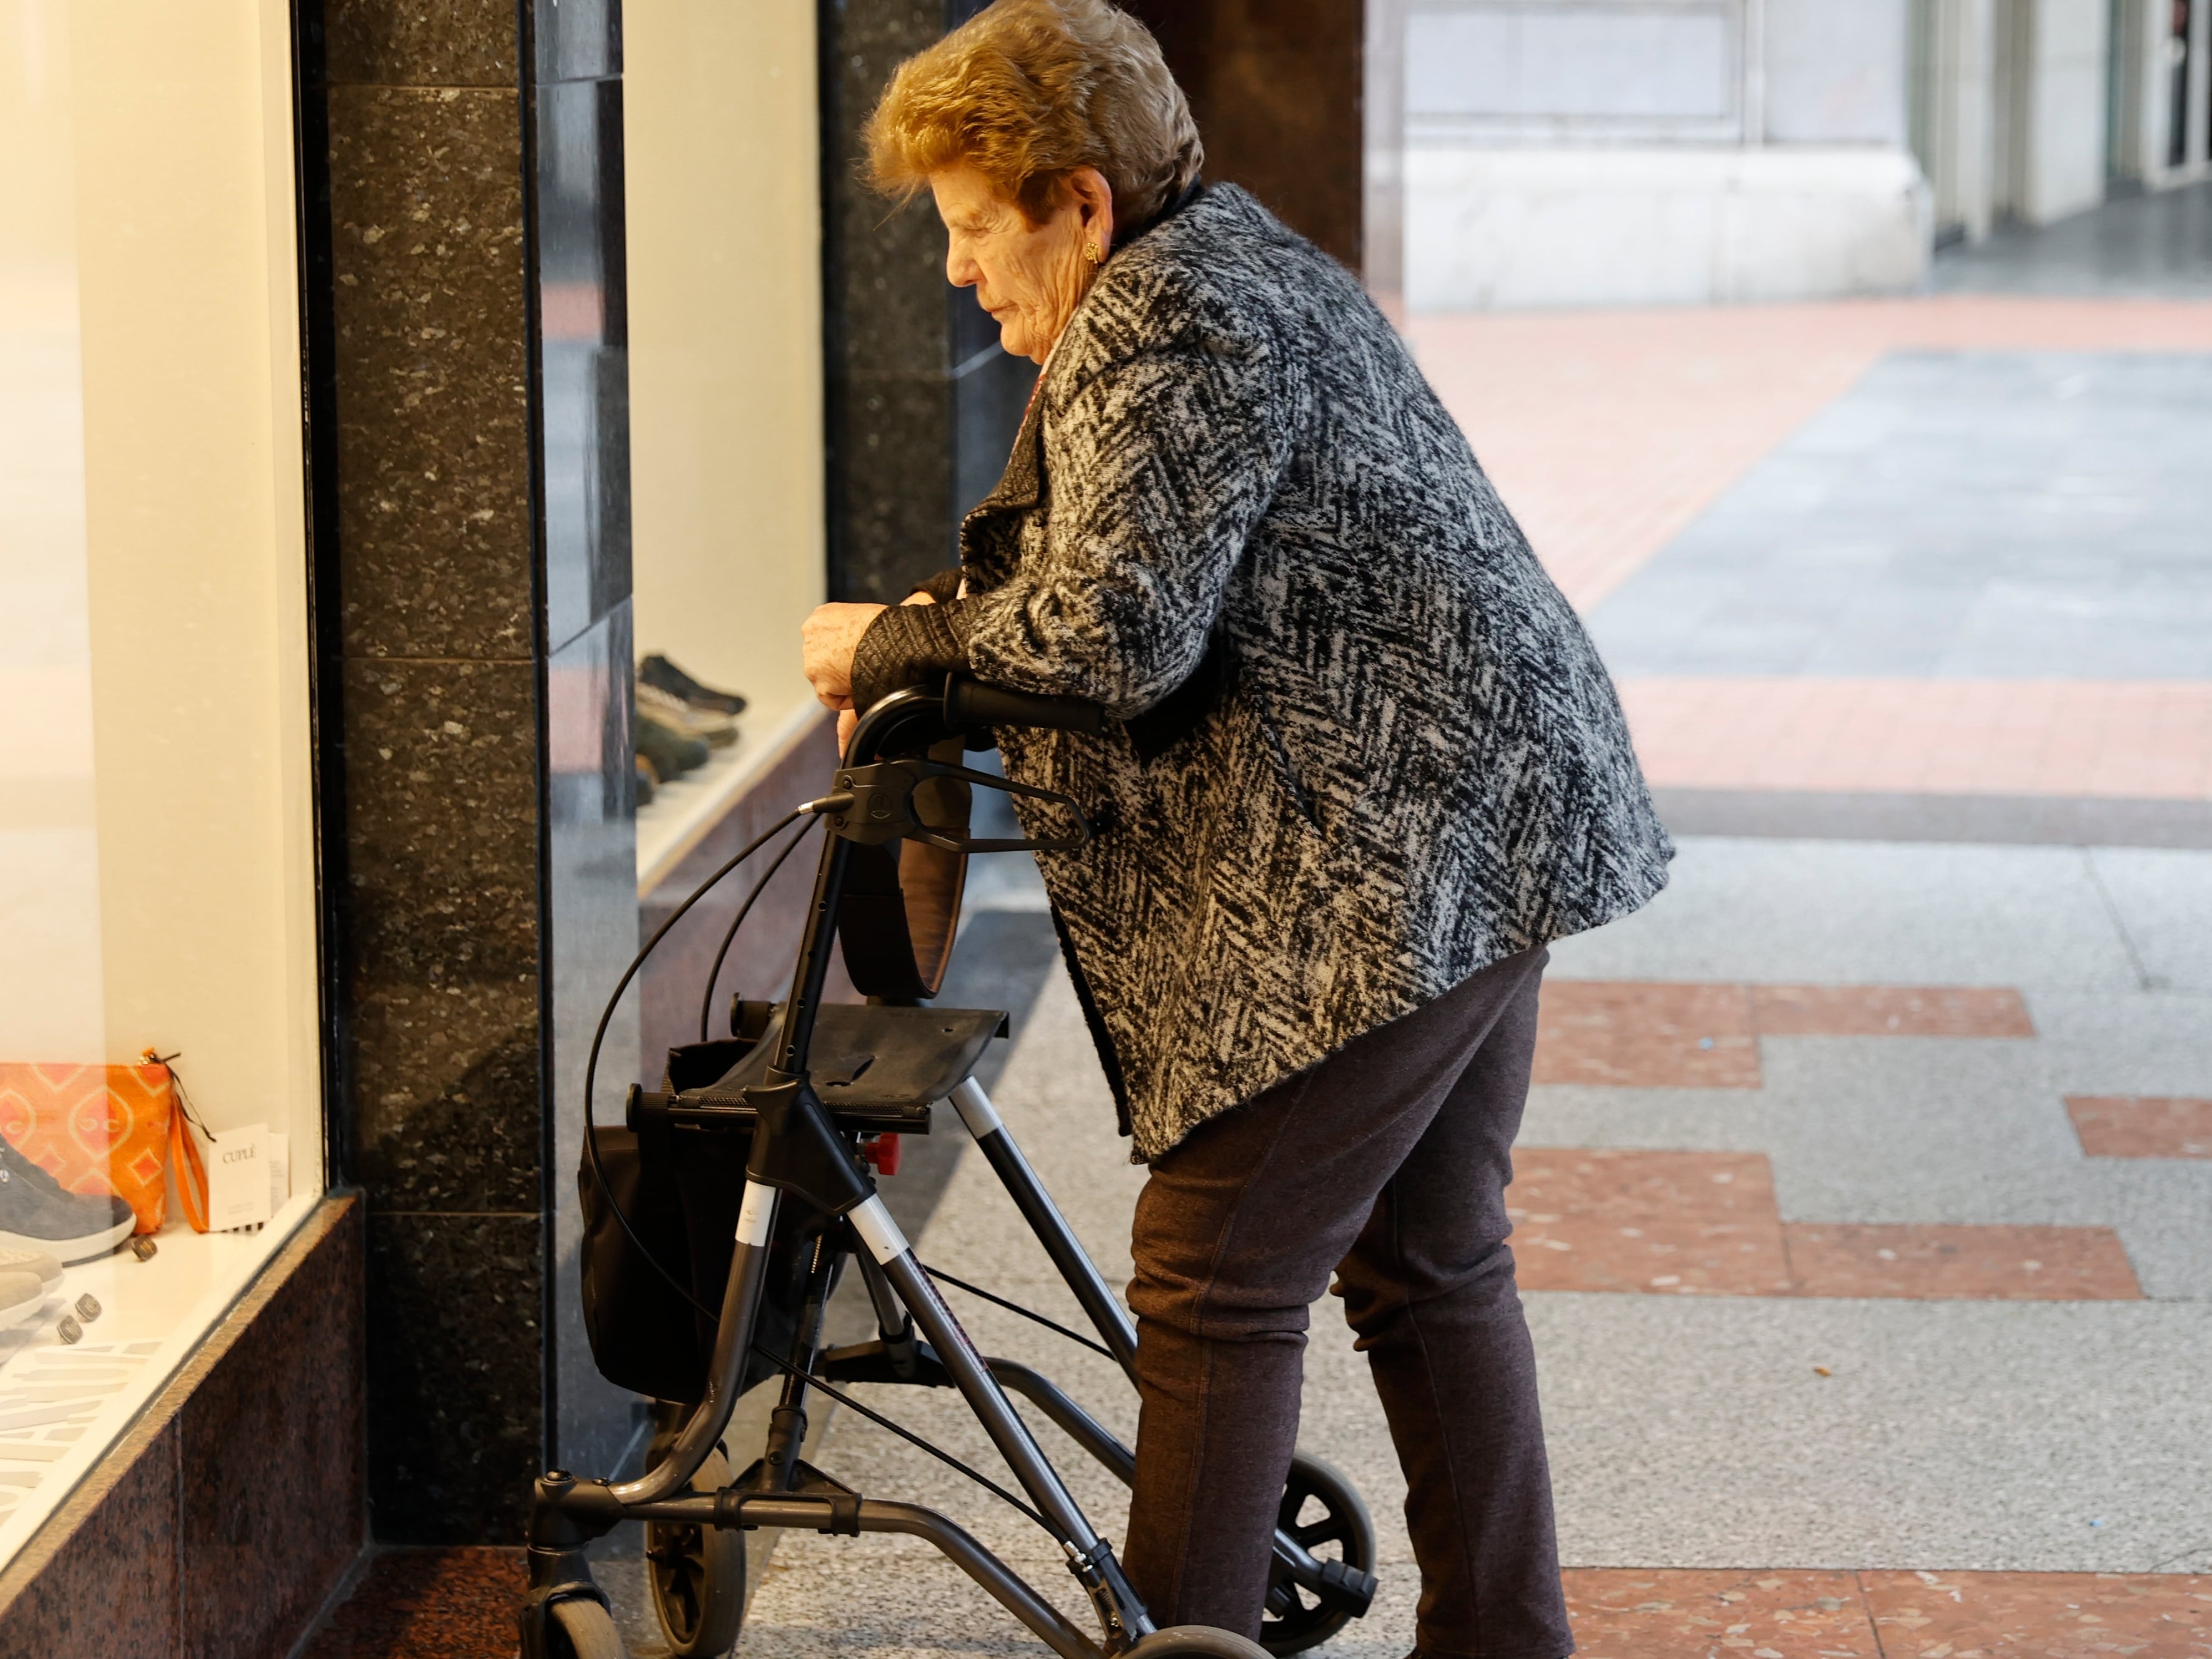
[804,591,937,756]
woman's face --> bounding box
[931,164,1113,365]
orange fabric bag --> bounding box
[0,1062,175,1235]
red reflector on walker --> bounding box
[861,1133,901,1176]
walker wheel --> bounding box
[646,1448,745,1657]
[1261,1452,1377,1656]
[1128,1627,1271,1659]
[548,1595,626,1659]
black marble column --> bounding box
[309,0,636,1543]
[820,0,1035,604]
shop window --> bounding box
[0,1,322,1566]
[623,1,830,894]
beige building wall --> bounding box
[626,0,826,743]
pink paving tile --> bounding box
[1409,296,2212,610]
[1563,1569,1878,1659]
[1618,679,2212,801]
[1750,985,2036,1039]
[1510,1149,1794,1295]
[1781,1224,2143,1301]
[1860,1570,2212,1658]
[1533,982,1761,1088]
[2064,1097,2212,1160]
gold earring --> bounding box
[1087,242,1103,265]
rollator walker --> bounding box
[520,677,1380,1659]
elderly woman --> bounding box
[801,1,1670,1652]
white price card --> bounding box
[204,1123,273,1231]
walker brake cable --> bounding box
[917,1261,1118,1362]
[698,814,821,1041]
[581,805,816,1322]
[745,1337,1053,1534]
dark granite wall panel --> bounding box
[318,0,638,1546]
[821,0,1033,603]
[324,0,519,86]
[327,84,532,661]
[340,656,542,1212]
[365,1213,545,1541]
[0,1199,366,1659]
[177,1204,367,1658]
[1121,0,1366,272]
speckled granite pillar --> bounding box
[313,0,637,1543]
[820,0,1035,603]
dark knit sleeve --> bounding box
[850,596,977,714]
[907,567,965,605]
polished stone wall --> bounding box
[0,1200,365,1657]
[314,0,638,1542]
[820,0,1036,605]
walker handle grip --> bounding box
[942,675,1104,736]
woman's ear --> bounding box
[1068,166,1116,256]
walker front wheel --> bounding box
[548,1595,626,1659]
[1262,1452,1377,1656]
[645,1448,746,1657]
[1128,1627,1272,1659]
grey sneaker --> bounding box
[0,1139,136,1264]
[0,1246,64,1294]
[0,1268,45,1330]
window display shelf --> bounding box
[0,1195,317,1564]
[636,699,824,896]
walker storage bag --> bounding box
[0,1061,175,1234]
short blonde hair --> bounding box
[864,0,1204,234]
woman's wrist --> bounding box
[850,594,977,714]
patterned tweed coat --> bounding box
[853,184,1672,1160]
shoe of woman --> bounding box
[638,682,738,748]
[637,708,711,780]
[0,1139,134,1265]
[639,653,747,716]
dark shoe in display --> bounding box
[639,683,739,748]
[638,709,710,781]
[641,653,747,716]
[0,1138,136,1265]
[0,1245,65,1295]
[0,1268,45,1331]
[635,755,658,807]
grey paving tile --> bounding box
[1930,183,2212,297]
[1548,838,2142,992]
[1590,351,2212,680]
[2090,848,2212,992]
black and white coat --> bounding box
[854,184,1672,1160]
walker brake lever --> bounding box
[823,758,1090,853]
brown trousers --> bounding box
[1120,947,1571,1659]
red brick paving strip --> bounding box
[2066,1097,2212,1160]
[1563,1569,1878,1658]
[1535,982,1761,1088]
[1751,985,2037,1039]
[1781,1224,2143,1301]
[1860,1569,2212,1658]
[1506,1150,2145,1301]
[1511,1149,1793,1294]
[1563,1569,2212,1658]
[1534,982,2036,1091]
[298,1547,524,1659]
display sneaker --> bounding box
[638,682,738,748]
[0,1139,136,1265]
[639,653,747,717]
[0,1246,65,1296]
[0,1267,48,1330]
